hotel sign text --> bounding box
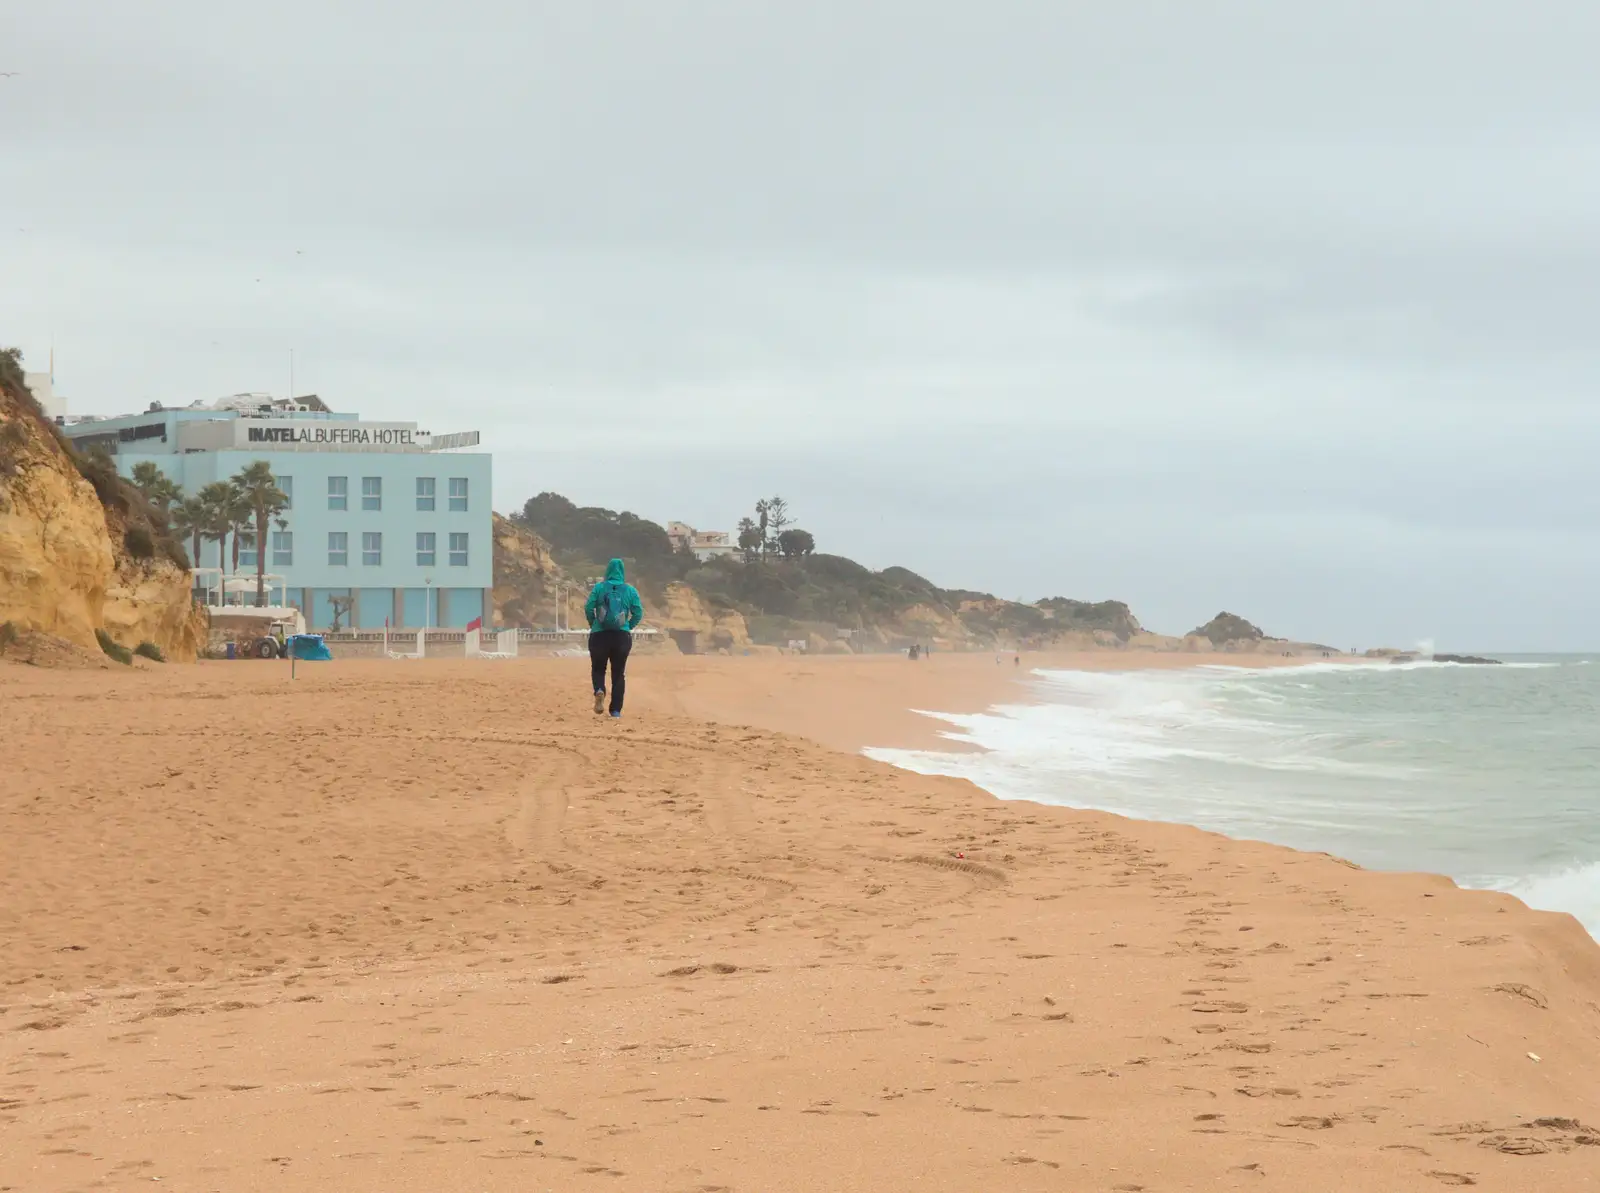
[247,425,419,446]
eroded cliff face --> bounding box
[102,564,208,661]
[491,514,755,650]
[0,444,114,647]
[0,361,207,661]
[491,513,562,628]
[649,582,752,650]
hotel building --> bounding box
[61,395,491,631]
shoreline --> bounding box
[662,651,1599,942]
[4,654,1598,1192]
[644,647,1357,754]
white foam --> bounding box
[1499,863,1600,937]
[865,660,1599,940]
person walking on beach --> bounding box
[585,558,644,718]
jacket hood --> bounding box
[604,558,627,582]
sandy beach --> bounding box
[3,651,1598,1192]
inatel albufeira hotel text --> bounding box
[61,394,491,631]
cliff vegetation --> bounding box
[0,348,207,662]
[499,491,1292,654]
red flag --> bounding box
[465,616,483,632]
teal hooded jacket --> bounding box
[584,558,645,632]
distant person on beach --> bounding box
[584,558,644,718]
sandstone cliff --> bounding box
[499,493,1329,655]
[490,512,755,651]
[0,351,207,662]
[490,513,562,628]
[1036,598,1144,642]
[1188,611,1271,652]
[649,582,752,651]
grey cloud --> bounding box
[5,0,1599,649]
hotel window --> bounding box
[448,477,468,511]
[416,532,436,567]
[271,531,293,566]
[328,532,348,566]
[361,476,382,510]
[238,532,257,568]
[362,532,382,566]
[275,475,293,509]
[328,476,348,511]
[448,532,468,566]
[416,476,436,511]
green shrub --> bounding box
[95,628,133,665]
[124,525,155,559]
[1,347,75,454]
[0,419,26,481]
[134,640,166,662]
[746,613,807,645]
[74,447,126,511]
[515,492,693,591]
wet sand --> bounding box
[3,653,1598,1192]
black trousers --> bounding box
[588,629,633,713]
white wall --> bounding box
[23,373,65,420]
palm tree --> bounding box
[129,460,183,511]
[197,481,240,579]
[231,461,289,607]
[169,495,207,569]
[226,484,252,576]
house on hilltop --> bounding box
[667,521,737,561]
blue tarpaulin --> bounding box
[286,634,332,661]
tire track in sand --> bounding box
[504,747,584,856]
[679,747,794,926]
[699,748,759,841]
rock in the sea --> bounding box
[1388,653,1503,665]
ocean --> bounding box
[866,657,1600,937]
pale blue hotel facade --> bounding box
[62,400,492,631]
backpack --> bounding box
[596,581,631,631]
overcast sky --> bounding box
[4,1,1598,649]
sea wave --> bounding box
[1156,659,1563,677]
[1498,863,1600,936]
[864,659,1600,941]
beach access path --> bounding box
[3,653,1597,1192]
